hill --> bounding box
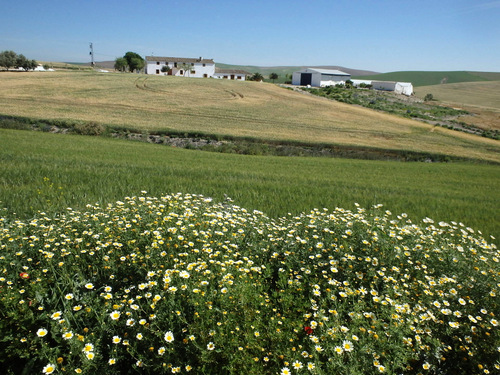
[415,80,500,132]
[0,71,499,163]
[353,70,500,87]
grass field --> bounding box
[1,71,499,163]
[1,128,498,244]
[353,71,500,87]
[415,81,500,132]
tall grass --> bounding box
[1,129,498,243]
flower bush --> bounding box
[0,193,498,374]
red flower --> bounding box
[304,326,313,335]
[19,272,29,279]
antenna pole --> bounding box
[89,43,95,67]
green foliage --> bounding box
[249,73,264,81]
[123,52,145,73]
[424,93,434,101]
[73,122,106,136]
[269,73,278,83]
[15,54,37,71]
[0,193,498,374]
[161,65,170,73]
[0,50,17,70]
[0,50,37,71]
[114,57,127,72]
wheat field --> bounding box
[1,71,499,162]
[416,81,500,131]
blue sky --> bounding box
[1,0,499,72]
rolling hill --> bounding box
[1,71,499,163]
[353,71,500,87]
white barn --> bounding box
[213,69,252,81]
[145,56,215,78]
[292,68,351,87]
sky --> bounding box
[1,0,499,72]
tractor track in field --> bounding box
[134,77,244,100]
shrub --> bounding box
[0,194,498,374]
[74,122,105,136]
[424,93,434,102]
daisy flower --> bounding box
[42,363,56,374]
[37,328,48,337]
[164,331,174,343]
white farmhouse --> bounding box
[213,69,252,81]
[145,56,215,78]
[292,68,351,87]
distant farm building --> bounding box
[213,68,252,80]
[351,80,414,96]
[292,68,351,87]
[145,56,215,78]
[371,81,413,96]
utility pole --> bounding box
[89,43,95,67]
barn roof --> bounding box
[145,56,215,64]
[305,68,351,75]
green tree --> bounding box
[15,54,36,71]
[114,57,127,72]
[0,50,17,70]
[269,72,278,83]
[179,62,192,76]
[250,72,264,82]
[161,65,170,74]
[123,52,145,73]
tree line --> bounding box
[0,50,38,71]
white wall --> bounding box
[146,60,215,78]
[213,73,247,80]
[371,81,396,91]
[292,72,302,85]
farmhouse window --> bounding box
[191,63,194,66]
[203,74,208,78]
[174,62,177,68]
[191,70,195,74]
[156,69,160,74]
[203,63,206,67]
[156,61,160,65]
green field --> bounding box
[354,70,500,87]
[1,128,498,244]
[1,71,499,163]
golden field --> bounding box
[1,70,499,162]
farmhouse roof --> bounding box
[215,68,252,75]
[145,56,215,64]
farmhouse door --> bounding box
[300,73,312,86]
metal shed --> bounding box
[292,68,351,87]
